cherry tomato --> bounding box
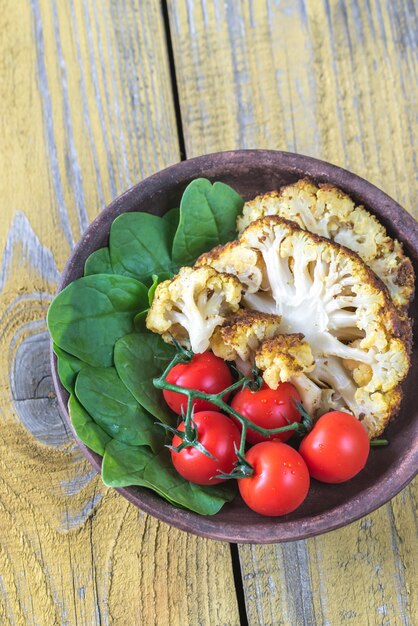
[163,352,233,415]
[238,442,310,516]
[171,411,241,485]
[230,382,302,444]
[299,411,370,483]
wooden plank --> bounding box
[0,1,240,624]
[167,0,418,624]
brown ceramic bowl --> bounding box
[51,150,418,543]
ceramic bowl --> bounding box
[51,150,418,543]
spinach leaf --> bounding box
[148,274,160,306]
[163,207,180,228]
[68,394,111,455]
[102,440,236,515]
[133,309,148,331]
[53,344,85,394]
[47,274,148,367]
[133,273,173,331]
[109,213,176,282]
[75,366,163,451]
[114,332,176,424]
[163,207,180,255]
[84,247,114,276]
[148,272,172,306]
[172,178,244,266]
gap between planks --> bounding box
[161,0,186,160]
[161,1,250,622]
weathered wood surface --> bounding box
[0,1,239,624]
[167,0,418,624]
[3,0,418,624]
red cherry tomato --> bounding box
[230,382,302,444]
[163,352,233,415]
[171,411,241,485]
[238,442,310,516]
[299,411,370,483]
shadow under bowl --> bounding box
[51,150,418,543]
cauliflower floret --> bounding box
[255,334,314,386]
[209,310,283,375]
[211,215,410,436]
[255,335,320,415]
[146,266,242,353]
[355,387,402,438]
[196,240,264,293]
[342,338,409,393]
[237,179,414,310]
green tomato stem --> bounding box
[183,393,195,442]
[153,357,305,438]
[153,349,311,480]
[238,422,247,457]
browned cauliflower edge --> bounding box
[237,178,415,311]
[197,215,411,437]
[209,310,283,374]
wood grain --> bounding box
[0,1,239,624]
[167,0,418,624]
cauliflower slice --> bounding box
[209,310,283,375]
[146,266,242,353]
[237,179,414,310]
[256,343,404,438]
[204,215,410,436]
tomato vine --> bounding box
[153,345,313,478]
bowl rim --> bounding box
[51,149,418,543]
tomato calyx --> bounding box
[158,402,217,460]
[294,400,313,435]
[216,448,255,480]
[167,424,217,460]
[168,335,194,363]
[242,364,264,392]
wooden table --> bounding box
[1,1,417,624]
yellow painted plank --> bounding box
[168,0,418,624]
[0,1,239,624]
[168,0,418,218]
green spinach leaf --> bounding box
[163,206,180,228]
[53,344,85,394]
[133,273,173,331]
[147,274,160,306]
[163,207,180,255]
[84,247,114,276]
[133,309,148,331]
[114,332,176,424]
[47,274,148,367]
[172,178,244,266]
[75,366,163,451]
[49,178,245,515]
[147,272,172,306]
[102,440,236,515]
[109,213,176,282]
[68,394,111,455]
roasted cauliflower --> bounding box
[209,310,283,374]
[197,240,264,293]
[237,179,414,310]
[255,334,314,385]
[198,216,410,437]
[146,266,242,353]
